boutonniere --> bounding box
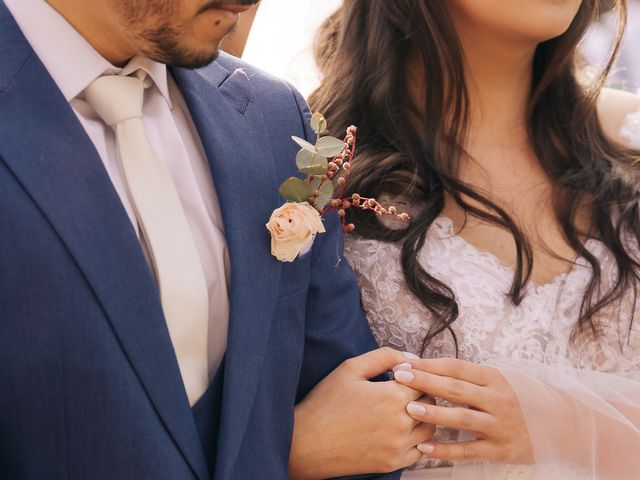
[266,113,410,262]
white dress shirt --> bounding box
[5,0,230,387]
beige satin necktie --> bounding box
[84,72,210,406]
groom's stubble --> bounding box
[108,0,261,68]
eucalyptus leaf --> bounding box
[296,149,326,169]
[279,177,314,203]
[310,178,335,210]
[291,135,316,153]
[298,164,328,176]
[317,136,346,158]
[310,113,328,134]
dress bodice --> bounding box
[345,216,640,373]
[343,110,640,472]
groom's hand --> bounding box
[289,348,435,479]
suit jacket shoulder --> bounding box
[199,51,314,149]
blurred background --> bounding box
[582,0,640,88]
[223,0,639,98]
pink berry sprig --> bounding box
[329,195,411,233]
[279,113,411,234]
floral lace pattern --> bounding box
[343,114,640,472]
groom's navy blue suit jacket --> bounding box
[0,3,400,479]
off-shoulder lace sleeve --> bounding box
[344,235,424,351]
[343,235,456,358]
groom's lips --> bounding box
[205,4,253,22]
[198,2,256,16]
[218,5,254,13]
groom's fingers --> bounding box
[410,422,436,445]
[343,347,417,380]
[401,423,437,468]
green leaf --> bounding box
[279,177,314,203]
[298,164,328,176]
[310,113,328,134]
[296,149,326,169]
[291,135,316,153]
[317,136,346,158]
[310,178,335,210]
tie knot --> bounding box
[84,73,146,127]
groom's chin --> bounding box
[171,50,221,69]
[155,43,222,69]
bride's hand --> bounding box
[393,358,533,464]
[289,347,436,479]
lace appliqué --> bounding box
[344,216,640,472]
[344,115,640,472]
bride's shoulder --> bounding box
[597,87,640,146]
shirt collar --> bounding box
[4,0,173,108]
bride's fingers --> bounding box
[417,440,495,462]
[394,368,491,410]
[408,358,495,386]
[402,446,424,469]
[407,403,496,435]
[345,347,417,380]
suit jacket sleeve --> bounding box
[289,88,402,480]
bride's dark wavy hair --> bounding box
[310,0,640,353]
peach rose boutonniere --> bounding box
[266,202,326,262]
[267,113,410,262]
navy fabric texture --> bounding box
[0,2,401,479]
[192,364,224,480]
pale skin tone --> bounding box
[293,0,640,477]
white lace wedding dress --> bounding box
[344,112,640,480]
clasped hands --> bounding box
[289,348,533,479]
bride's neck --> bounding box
[459,31,536,151]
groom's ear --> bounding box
[343,347,418,380]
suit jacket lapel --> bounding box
[172,64,282,480]
[0,6,208,479]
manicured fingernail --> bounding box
[394,370,414,383]
[403,351,420,360]
[393,363,412,372]
[418,443,435,455]
[407,402,426,416]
